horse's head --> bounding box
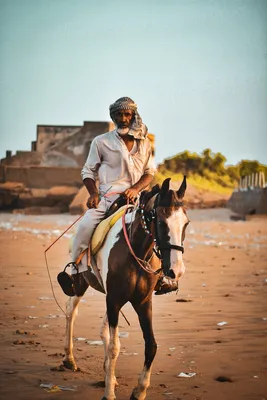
[142,177,189,280]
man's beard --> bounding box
[116,127,130,135]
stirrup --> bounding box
[57,262,78,297]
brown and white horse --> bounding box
[63,177,189,400]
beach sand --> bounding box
[0,209,266,400]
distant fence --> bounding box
[238,171,265,191]
[0,165,82,189]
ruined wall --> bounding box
[43,121,114,167]
[36,125,81,153]
[1,151,44,166]
[227,188,267,215]
[0,165,82,189]
[1,123,155,169]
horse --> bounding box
[63,176,189,400]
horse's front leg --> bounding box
[131,299,157,400]
[102,299,121,400]
[63,295,81,371]
[100,313,119,387]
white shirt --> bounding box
[81,130,156,196]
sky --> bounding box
[0,0,266,166]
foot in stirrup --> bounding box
[57,262,78,297]
[154,276,179,295]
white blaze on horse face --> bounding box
[166,208,187,280]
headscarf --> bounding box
[109,97,148,140]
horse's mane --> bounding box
[140,183,183,210]
[139,184,160,206]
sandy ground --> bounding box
[0,209,267,400]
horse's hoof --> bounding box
[62,359,79,371]
[130,393,139,400]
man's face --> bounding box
[113,109,134,129]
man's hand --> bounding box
[123,187,139,203]
[86,192,100,209]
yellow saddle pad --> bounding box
[91,205,128,255]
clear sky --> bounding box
[0,0,266,166]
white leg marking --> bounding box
[63,296,81,370]
[103,326,121,400]
[132,366,152,400]
[100,313,110,373]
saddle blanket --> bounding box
[91,204,128,255]
[69,204,129,259]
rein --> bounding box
[122,207,161,275]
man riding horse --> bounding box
[60,96,178,295]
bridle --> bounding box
[139,194,184,260]
[122,193,185,275]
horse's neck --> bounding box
[130,210,154,260]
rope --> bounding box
[44,251,66,316]
[44,212,86,316]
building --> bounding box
[0,121,155,213]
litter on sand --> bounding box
[177,372,196,378]
[40,384,61,393]
[217,321,228,326]
[40,383,77,392]
[38,297,53,300]
[85,340,103,346]
[121,352,138,356]
[75,337,87,341]
[118,332,129,338]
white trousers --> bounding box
[71,196,117,274]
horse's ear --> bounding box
[177,175,187,199]
[151,184,160,196]
[140,184,160,205]
[160,178,171,197]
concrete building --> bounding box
[0,121,155,213]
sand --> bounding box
[0,209,266,400]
